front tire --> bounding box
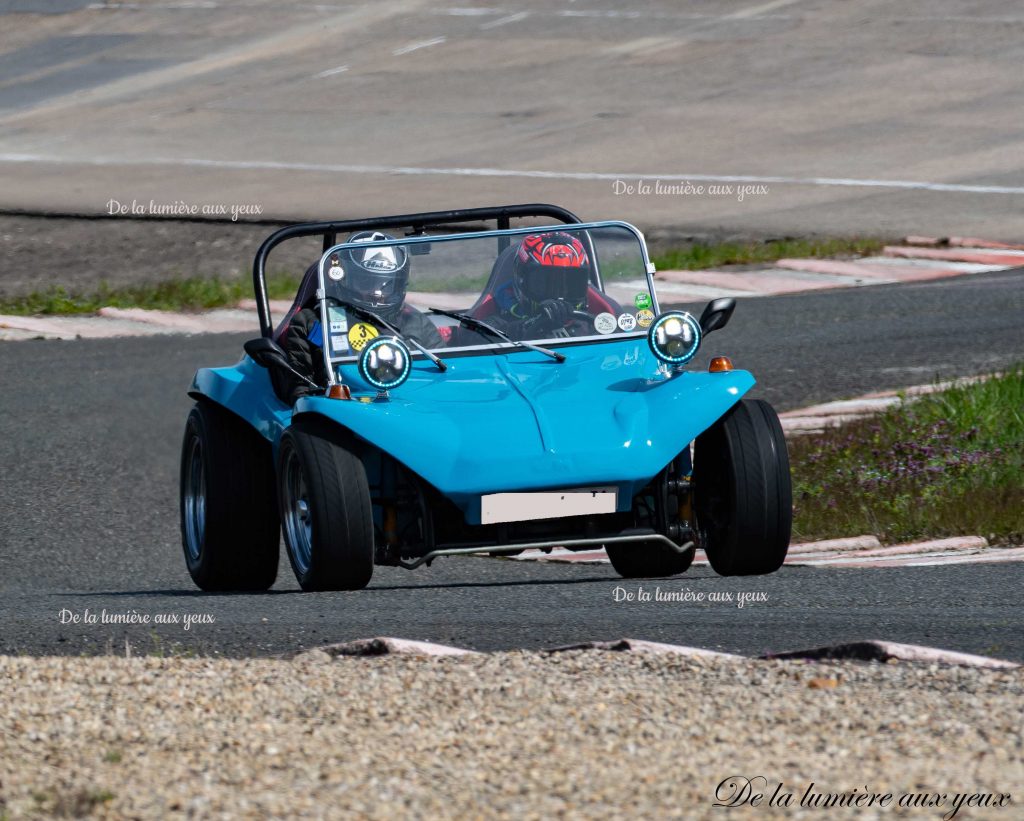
[277,419,374,591]
[179,401,280,591]
[693,399,792,576]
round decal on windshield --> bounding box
[328,265,344,281]
[347,322,379,352]
[594,312,617,334]
[636,309,655,328]
[634,293,652,311]
[617,313,637,332]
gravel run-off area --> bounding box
[0,652,1021,819]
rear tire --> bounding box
[693,399,791,576]
[277,419,374,591]
[179,401,280,591]
[606,540,695,579]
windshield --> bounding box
[316,221,658,365]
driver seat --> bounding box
[467,244,518,319]
[273,262,320,343]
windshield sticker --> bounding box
[617,313,637,332]
[634,293,652,311]
[636,309,655,328]
[328,307,348,335]
[347,322,379,352]
[328,265,344,281]
[594,312,617,334]
[330,335,347,351]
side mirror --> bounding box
[244,336,290,370]
[698,298,736,335]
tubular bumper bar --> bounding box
[397,534,693,570]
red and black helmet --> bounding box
[512,232,591,309]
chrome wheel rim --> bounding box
[282,447,313,575]
[183,435,206,561]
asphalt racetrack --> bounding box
[1,269,1022,660]
[1,0,1023,239]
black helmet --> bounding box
[512,232,591,310]
[332,231,410,321]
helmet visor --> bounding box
[342,266,407,306]
[519,265,590,304]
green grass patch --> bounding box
[789,366,1024,544]
[0,272,301,316]
[651,236,885,271]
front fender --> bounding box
[189,358,291,442]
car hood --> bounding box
[292,339,754,517]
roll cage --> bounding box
[252,204,582,339]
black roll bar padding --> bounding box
[252,203,581,337]
[497,214,511,254]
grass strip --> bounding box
[0,273,302,316]
[651,236,884,270]
[789,366,1024,545]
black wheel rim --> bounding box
[281,445,313,575]
[182,434,206,562]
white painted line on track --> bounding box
[558,9,643,19]
[314,65,349,78]
[89,2,219,8]
[728,0,808,20]
[393,37,446,56]
[90,5,1024,24]
[480,11,529,29]
[439,7,500,16]
[1,153,1022,195]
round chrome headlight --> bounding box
[357,336,411,391]
[647,311,701,365]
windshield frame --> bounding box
[315,220,659,384]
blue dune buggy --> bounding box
[180,204,791,591]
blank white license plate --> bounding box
[480,487,618,525]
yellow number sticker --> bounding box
[347,322,379,352]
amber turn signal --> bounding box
[328,384,352,400]
[708,356,734,373]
